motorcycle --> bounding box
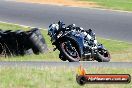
[48,21,111,62]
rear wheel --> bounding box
[59,53,67,61]
[59,40,80,62]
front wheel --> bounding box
[59,40,80,62]
[95,49,111,62]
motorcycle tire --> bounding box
[59,53,67,61]
[95,50,110,62]
[59,40,80,62]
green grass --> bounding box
[79,0,132,11]
[0,22,131,61]
[0,67,132,88]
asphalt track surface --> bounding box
[0,61,132,68]
[0,1,132,42]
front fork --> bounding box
[83,46,98,61]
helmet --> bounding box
[58,21,65,29]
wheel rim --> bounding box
[61,41,80,61]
